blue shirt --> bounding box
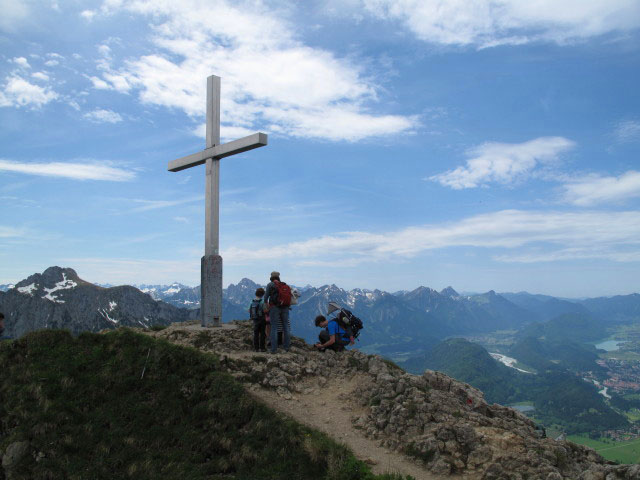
[327,320,350,344]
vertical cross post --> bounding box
[168,75,267,328]
[205,75,220,256]
[202,75,222,327]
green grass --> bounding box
[623,408,640,422]
[568,435,640,464]
[0,329,411,480]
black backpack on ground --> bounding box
[335,308,364,340]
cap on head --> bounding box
[270,271,280,278]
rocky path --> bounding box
[149,322,444,479]
[145,321,640,480]
[250,372,444,479]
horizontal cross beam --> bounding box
[168,132,268,172]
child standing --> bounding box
[249,288,267,352]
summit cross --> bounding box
[168,75,268,327]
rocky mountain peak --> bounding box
[409,286,438,296]
[15,266,83,294]
[43,266,81,284]
[236,278,260,288]
[440,286,460,298]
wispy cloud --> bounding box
[60,256,200,285]
[88,0,418,142]
[83,108,123,123]
[128,196,203,212]
[0,75,58,109]
[429,136,575,189]
[0,159,135,181]
[614,120,640,143]
[562,171,640,206]
[0,226,27,238]
[361,0,640,48]
[223,209,640,265]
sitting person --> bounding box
[314,315,354,352]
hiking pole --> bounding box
[140,348,151,380]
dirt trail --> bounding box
[148,323,465,479]
[248,368,444,480]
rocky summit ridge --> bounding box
[145,320,639,480]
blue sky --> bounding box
[1,0,639,297]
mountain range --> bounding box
[3,267,640,351]
[0,267,194,338]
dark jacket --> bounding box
[264,280,278,306]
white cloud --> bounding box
[615,120,640,143]
[98,44,111,56]
[44,60,59,67]
[361,0,640,48]
[83,108,123,123]
[0,0,29,32]
[87,75,111,90]
[430,136,575,189]
[90,0,418,142]
[0,75,58,108]
[0,159,135,181]
[562,171,640,206]
[223,209,640,265]
[31,72,50,81]
[81,9,96,20]
[11,57,30,68]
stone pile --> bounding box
[149,321,640,480]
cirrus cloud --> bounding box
[429,136,575,189]
[223,209,640,265]
[562,171,640,206]
[361,0,640,48]
[0,159,135,181]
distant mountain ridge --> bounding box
[4,267,640,350]
[0,267,193,338]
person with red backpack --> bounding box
[264,271,292,354]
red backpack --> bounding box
[273,280,292,307]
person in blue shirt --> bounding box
[314,315,354,352]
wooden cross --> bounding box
[168,75,268,327]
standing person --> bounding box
[248,288,267,352]
[0,312,4,339]
[264,271,291,353]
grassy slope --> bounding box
[0,329,408,480]
[568,435,640,464]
